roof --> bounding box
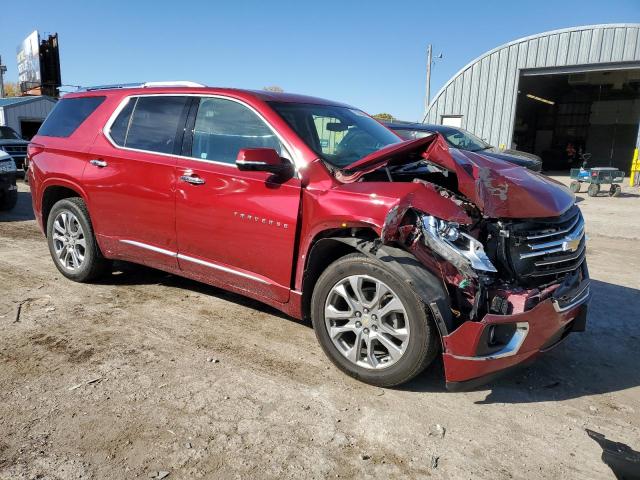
[65,86,352,108]
[0,96,58,109]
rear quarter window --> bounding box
[38,96,106,138]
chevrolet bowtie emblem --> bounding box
[562,237,581,252]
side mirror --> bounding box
[236,148,291,174]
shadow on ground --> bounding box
[410,279,640,403]
[102,261,297,322]
[98,263,640,402]
[0,191,34,222]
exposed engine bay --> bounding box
[337,134,587,337]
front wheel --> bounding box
[311,253,439,387]
[588,183,600,197]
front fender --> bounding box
[323,237,454,338]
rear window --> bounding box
[38,96,105,138]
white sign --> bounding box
[16,30,41,88]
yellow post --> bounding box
[631,148,639,187]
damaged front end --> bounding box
[346,134,591,390]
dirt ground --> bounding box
[1,176,639,480]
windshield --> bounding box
[392,126,490,152]
[441,127,490,152]
[269,102,401,167]
[0,126,22,140]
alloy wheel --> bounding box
[324,275,410,369]
[52,210,87,271]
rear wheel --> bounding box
[569,181,581,193]
[46,197,110,282]
[609,184,621,197]
[311,253,438,387]
[588,183,600,197]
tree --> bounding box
[372,113,394,121]
[2,82,21,97]
[263,85,284,93]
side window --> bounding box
[109,98,136,146]
[312,114,348,156]
[38,96,105,137]
[110,96,189,154]
[191,98,282,164]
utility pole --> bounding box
[0,56,7,98]
[423,45,443,122]
[424,44,432,118]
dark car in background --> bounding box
[0,126,29,172]
[383,121,543,172]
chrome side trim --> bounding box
[177,254,270,284]
[450,322,530,361]
[119,240,270,285]
[120,239,176,257]
[552,284,591,313]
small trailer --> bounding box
[569,167,625,197]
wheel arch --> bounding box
[41,182,88,236]
[302,233,453,341]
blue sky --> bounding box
[1,0,638,120]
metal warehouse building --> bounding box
[424,24,640,173]
[0,96,57,139]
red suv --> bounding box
[28,82,590,390]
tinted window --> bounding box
[191,98,282,164]
[38,96,105,137]
[109,98,136,146]
[124,96,189,154]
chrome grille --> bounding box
[505,206,587,285]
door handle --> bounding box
[90,159,108,168]
[180,174,206,185]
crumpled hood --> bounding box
[337,134,575,219]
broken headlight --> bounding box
[421,215,497,273]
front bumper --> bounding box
[442,275,590,391]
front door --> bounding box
[175,96,301,302]
[85,95,190,268]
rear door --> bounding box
[85,95,190,268]
[175,96,302,302]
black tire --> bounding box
[46,197,110,282]
[0,188,18,211]
[588,183,600,197]
[609,184,621,197]
[569,181,581,193]
[311,253,439,387]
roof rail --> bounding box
[80,81,206,92]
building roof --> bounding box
[0,96,57,109]
[423,23,640,147]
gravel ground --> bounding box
[1,177,639,479]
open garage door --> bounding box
[512,67,640,173]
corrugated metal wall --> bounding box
[424,24,640,148]
[1,99,56,136]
